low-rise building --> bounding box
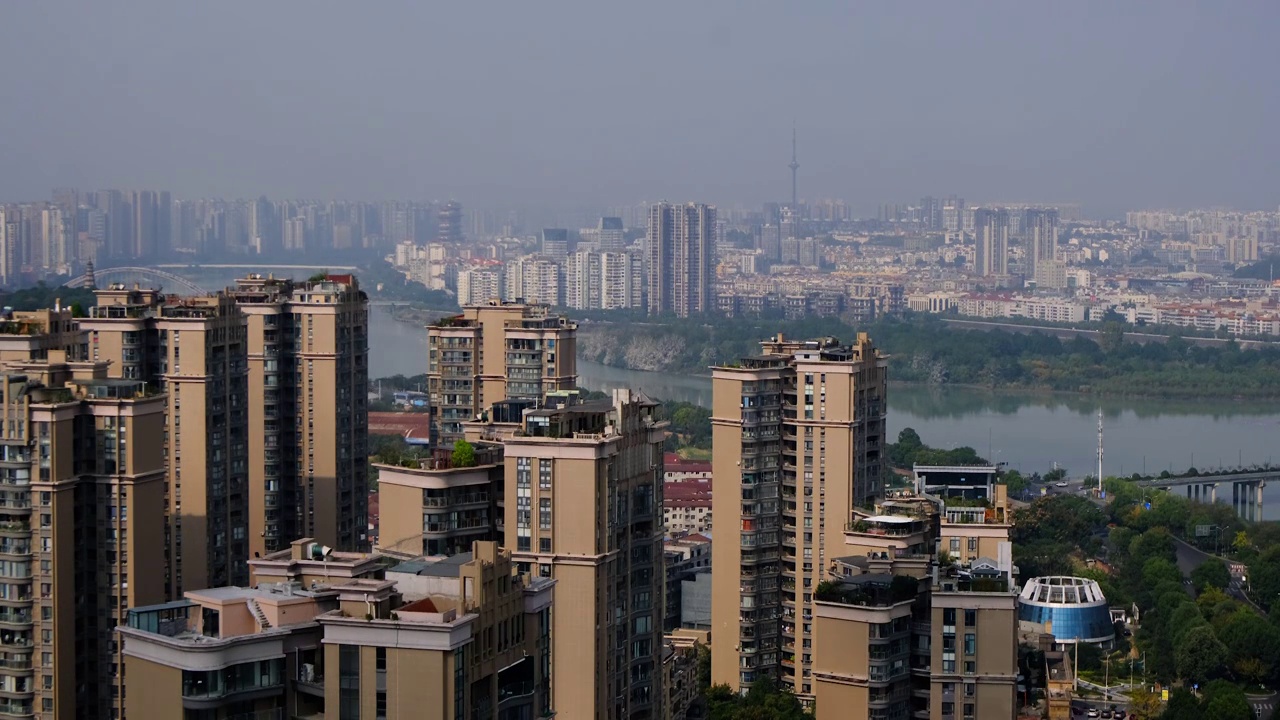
[811,491,1020,720]
[664,534,712,632]
[118,539,555,720]
[663,476,712,536]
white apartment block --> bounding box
[457,266,506,306]
[504,256,562,306]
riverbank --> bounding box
[378,304,1280,401]
[574,314,1280,401]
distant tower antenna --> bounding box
[1096,408,1104,494]
[789,125,800,210]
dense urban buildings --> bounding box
[0,274,369,720]
[81,285,252,593]
[118,538,555,720]
[425,302,578,443]
[810,472,1019,720]
[709,333,888,702]
[647,202,717,317]
[83,273,371,577]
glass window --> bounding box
[339,645,360,720]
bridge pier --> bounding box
[1232,479,1266,522]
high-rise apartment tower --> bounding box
[502,390,667,720]
[646,202,716,318]
[426,302,577,443]
[973,208,1010,278]
[710,334,888,701]
[229,273,370,556]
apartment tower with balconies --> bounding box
[710,333,888,701]
[501,389,666,720]
[426,302,577,444]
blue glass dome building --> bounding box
[1017,576,1115,646]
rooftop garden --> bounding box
[815,575,919,606]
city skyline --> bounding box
[2,3,1278,216]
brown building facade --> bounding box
[811,494,1019,720]
[426,302,577,443]
[118,540,554,720]
[500,390,666,720]
[229,274,370,556]
[710,334,888,700]
[0,350,167,720]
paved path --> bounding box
[1249,694,1277,719]
[1171,536,1259,610]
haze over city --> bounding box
[3,3,1280,720]
[2,1,1278,216]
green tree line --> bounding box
[579,313,1280,399]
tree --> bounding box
[1175,625,1227,685]
[1202,679,1251,720]
[1161,687,1201,720]
[1218,611,1280,683]
[451,439,476,468]
[1141,557,1183,589]
[1130,527,1177,567]
[1190,558,1230,592]
[696,644,711,691]
[1167,603,1208,647]
[1126,685,1163,719]
[1000,469,1029,496]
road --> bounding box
[941,318,1280,350]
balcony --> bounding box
[0,525,27,537]
[0,699,33,717]
[0,611,30,627]
[0,544,28,559]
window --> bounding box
[540,537,551,553]
[964,661,975,675]
[339,645,360,720]
[968,537,978,552]
[965,683,975,697]
[949,537,960,552]
[539,459,552,490]
[964,633,975,655]
[539,498,551,530]
[964,609,977,627]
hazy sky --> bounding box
[1,1,1276,216]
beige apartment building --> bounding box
[811,494,1019,720]
[81,284,252,593]
[228,273,370,555]
[82,274,369,591]
[709,333,888,700]
[375,441,504,558]
[0,307,85,364]
[498,389,667,720]
[119,539,554,720]
[0,348,167,720]
[426,302,577,442]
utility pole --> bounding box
[1097,408,1104,495]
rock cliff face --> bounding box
[577,325,688,372]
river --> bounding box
[369,308,1280,516]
